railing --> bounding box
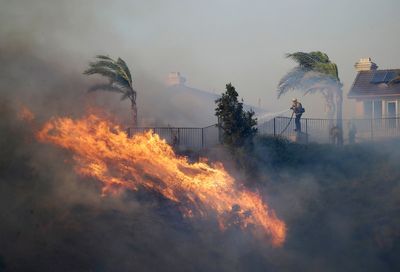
[127,124,220,151]
[127,117,400,150]
[258,116,400,144]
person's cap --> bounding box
[292,98,297,102]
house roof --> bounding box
[158,83,267,127]
[166,84,266,113]
[348,69,400,99]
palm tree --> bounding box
[84,55,137,126]
[277,51,343,145]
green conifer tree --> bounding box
[215,83,257,148]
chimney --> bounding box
[354,57,378,72]
[166,72,186,86]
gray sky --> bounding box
[1,0,399,117]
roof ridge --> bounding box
[376,68,400,72]
[358,68,400,73]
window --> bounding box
[364,100,384,119]
[373,101,382,118]
[387,101,397,117]
[387,101,397,128]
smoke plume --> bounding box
[1,2,400,271]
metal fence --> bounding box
[127,117,400,150]
[258,116,400,144]
[127,124,220,151]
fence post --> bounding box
[201,128,204,149]
[305,118,308,144]
[273,118,276,137]
[178,128,181,147]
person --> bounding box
[290,98,305,132]
[330,126,341,145]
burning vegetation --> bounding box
[2,20,400,271]
[36,113,286,246]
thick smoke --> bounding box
[0,0,221,128]
[1,2,400,272]
[0,100,278,272]
[0,35,279,271]
[2,42,400,270]
[252,137,400,272]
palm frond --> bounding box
[84,55,138,127]
[112,75,131,89]
[120,92,132,101]
[88,84,124,94]
[91,59,131,86]
[303,87,324,96]
[286,52,316,69]
[117,58,133,84]
[309,51,330,63]
[314,62,340,81]
[95,55,113,61]
[307,76,339,96]
[302,71,337,85]
[286,51,334,72]
[88,60,121,72]
[278,68,340,98]
[85,56,132,85]
[277,67,306,98]
[84,66,131,89]
[83,66,116,78]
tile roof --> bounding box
[348,69,400,98]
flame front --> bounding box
[36,114,286,246]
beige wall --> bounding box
[354,100,364,118]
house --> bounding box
[160,72,267,127]
[348,58,400,119]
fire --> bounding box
[36,113,286,246]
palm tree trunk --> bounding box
[131,100,138,127]
[336,88,343,146]
[325,92,335,129]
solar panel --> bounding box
[371,71,387,83]
[384,71,397,82]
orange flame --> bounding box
[36,113,286,246]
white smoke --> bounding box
[256,109,290,123]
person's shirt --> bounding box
[292,102,303,115]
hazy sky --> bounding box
[1,0,399,117]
